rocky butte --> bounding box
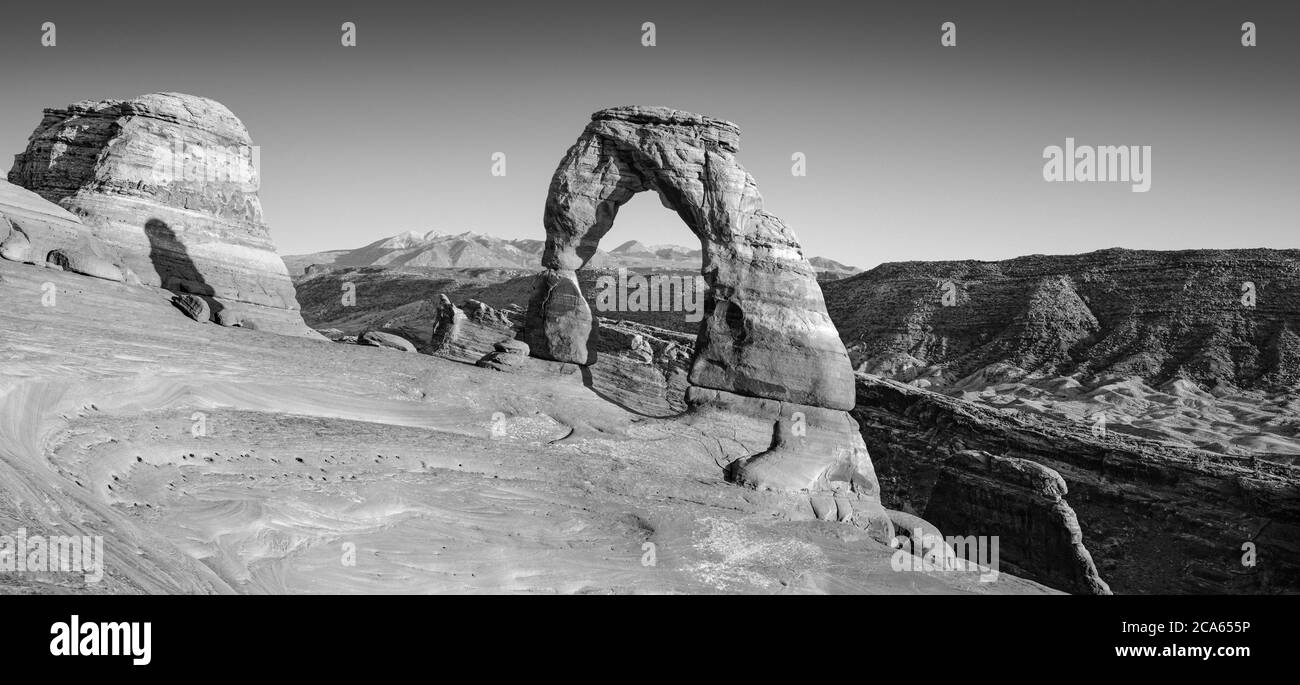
[4,92,312,336]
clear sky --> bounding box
[1,0,1295,268]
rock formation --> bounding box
[47,248,125,282]
[0,215,33,262]
[581,318,694,416]
[430,295,518,362]
[524,106,889,539]
[823,248,1300,391]
[1,180,91,264]
[476,338,532,372]
[172,293,211,323]
[359,330,416,352]
[855,374,1300,594]
[7,92,313,336]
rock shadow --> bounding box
[145,217,223,319]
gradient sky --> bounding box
[0,0,1295,268]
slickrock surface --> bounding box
[0,258,1053,595]
[855,375,1300,594]
[522,107,887,536]
[7,92,311,336]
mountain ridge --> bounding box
[824,246,1300,391]
[283,230,862,278]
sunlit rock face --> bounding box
[526,106,890,540]
[8,92,312,336]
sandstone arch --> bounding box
[526,106,891,539]
[527,106,854,408]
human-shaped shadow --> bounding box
[145,218,223,319]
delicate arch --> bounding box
[525,106,856,411]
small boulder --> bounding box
[213,309,260,329]
[493,339,530,355]
[45,248,124,282]
[476,350,530,372]
[0,218,32,262]
[359,330,416,352]
[213,309,238,326]
[628,333,654,364]
[172,293,211,322]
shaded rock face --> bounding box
[7,92,311,337]
[524,107,888,539]
[526,106,854,410]
[930,451,1111,595]
[854,374,1300,594]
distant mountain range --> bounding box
[283,230,861,277]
